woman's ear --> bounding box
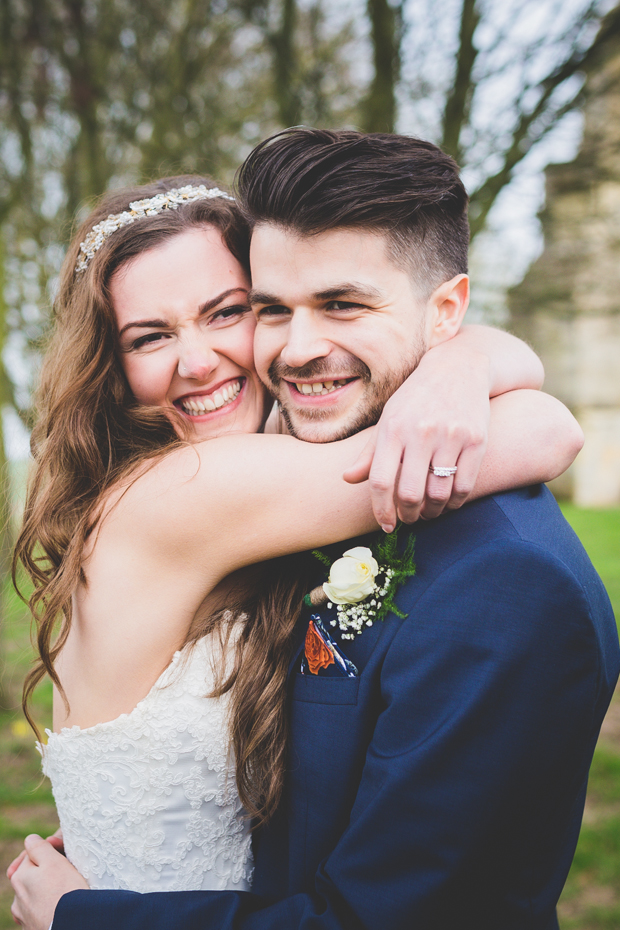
[427,274,470,347]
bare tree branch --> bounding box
[441,0,481,163]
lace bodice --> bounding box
[41,633,253,893]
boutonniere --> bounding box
[304,527,416,640]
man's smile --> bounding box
[287,377,358,401]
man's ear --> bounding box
[427,274,469,347]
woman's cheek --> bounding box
[125,357,170,407]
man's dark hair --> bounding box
[236,128,469,295]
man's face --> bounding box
[249,225,431,442]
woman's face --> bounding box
[112,226,271,440]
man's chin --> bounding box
[279,402,380,443]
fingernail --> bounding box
[381,523,394,533]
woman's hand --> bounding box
[344,343,491,529]
[344,324,546,529]
[9,834,87,930]
[7,829,64,882]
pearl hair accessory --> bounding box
[75,185,235,274]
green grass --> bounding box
[0,580,56,929]
[561,505,620,623]
[558,507,620,929]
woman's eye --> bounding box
[131,332,169,349]
[210,305,250,324]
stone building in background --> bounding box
[509,50,620,506]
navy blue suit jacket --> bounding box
[54,487,619,929]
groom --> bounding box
[12,130,620,929]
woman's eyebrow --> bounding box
[118,318,168,337]
[197,287,250,315]
[118,288,250,337]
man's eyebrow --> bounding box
[248,288,279,307]
[313,283,383,302]
[248,283,383,307]
[118,287,249,337]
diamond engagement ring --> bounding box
[429,465,458,477]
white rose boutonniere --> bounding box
[305,527,417,640]
[323,547,379,605]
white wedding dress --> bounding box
[40,633,253,893]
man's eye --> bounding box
[256,305,290,319]
[327,301,361,311]
[131,332,169,349]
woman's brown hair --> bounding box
[14,175,310,825]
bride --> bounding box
[9,176,580,903]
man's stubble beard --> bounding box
[268,344,427,443]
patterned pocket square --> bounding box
[301,615,359,677]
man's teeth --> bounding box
[181,380,241,415]
[295,379,349,396]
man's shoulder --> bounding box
[405,485,611,622]
[413,484,580,567]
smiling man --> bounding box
[247,135,470,450]
[11,129,620,930]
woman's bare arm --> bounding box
[467,389,582,501]
[111,383,581,587]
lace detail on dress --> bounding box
[41,633,253,892]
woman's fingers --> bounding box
[6,851,27,880]
[365,431,404,533]
[445,444,480,510]
[342,434,376,485]
[45,834,65,855]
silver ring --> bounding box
[429,465,457,477]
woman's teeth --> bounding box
[181,380,241,415]
[295,379,350,396]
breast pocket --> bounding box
[292,673,360,705]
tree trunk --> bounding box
[270,0,302,127]
[441,0,480,164]
[361,0,401,133]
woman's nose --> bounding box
[177,336,220,381]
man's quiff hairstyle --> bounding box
[236,128,469,295]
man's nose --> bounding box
[279,310,332,369]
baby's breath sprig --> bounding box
[307,526,416,640]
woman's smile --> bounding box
[175,376,245,417]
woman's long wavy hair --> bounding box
[14,175,313,825]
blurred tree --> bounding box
[385,0,620,238]
[237,0,358,129]
[360,0,403,132]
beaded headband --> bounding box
[75,184,235,273]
